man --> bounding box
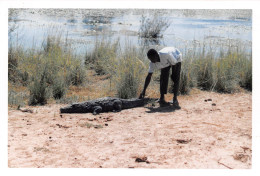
[139,47,182,109]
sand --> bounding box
[8,90,252,168]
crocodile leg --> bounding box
[113,100,122,112]
[93,106,102,115]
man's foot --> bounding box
[172,99,181,109]
[156,99,170,107]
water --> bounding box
[8,9,252,56]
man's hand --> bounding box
[139,73,152,99]
[139,91,145,99]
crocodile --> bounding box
[60,97,153,115]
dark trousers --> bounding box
[160,62,181,97]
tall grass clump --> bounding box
[182,46,251,93]
[213,52,252,92]
[139,14,170,39]
[237,53,252,91]
[85,38,119,75]
[52,74,67,99]
[84,37,147,99]
[113,45,147,99]
[170,42,252,94]
[178,57,198,94]
[8,33,87,105]
[195,57,216,91]
[28,67,49,105]
[213,55,239,93]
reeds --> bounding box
[113,44,147,99]
[8,33,87,105]
[174,43,252,94]
[85,38,147,99]
[8,31,252,106]
[85,37,119,75]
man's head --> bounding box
[147,49,160,63]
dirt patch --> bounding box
[8,91,252,168]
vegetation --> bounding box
[8,34,87,106]
[85,38,119,75]
[8,12,252,107]
[139,14,170,39]
[85,39,147,99]
[113,44,147,99]
[171,45,252,95]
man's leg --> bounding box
[171,62,181,107]
[160,66,171,102]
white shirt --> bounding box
[148,47,182,73]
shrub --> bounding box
[139,14,170,39]
[213,55,239,93]
[8,33,87,105]
[178,63,196,95]
[195,57,216,91]
[242,67,252,91]
[52,76,67,99]
[237,54,252,91]
[28,68,49,105]
[114,45,146,99]
[66,61,87,86]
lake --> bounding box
[8,9,252,56]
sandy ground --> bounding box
[8,90,252,168]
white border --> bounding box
[0,0,258,9]
[1,1,259,176]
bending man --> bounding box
[139,47,182,109]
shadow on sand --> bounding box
[145,104,179,113]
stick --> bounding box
[217,160,233,169]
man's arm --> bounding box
[139,73,153,99]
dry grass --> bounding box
[65,70,115,101]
